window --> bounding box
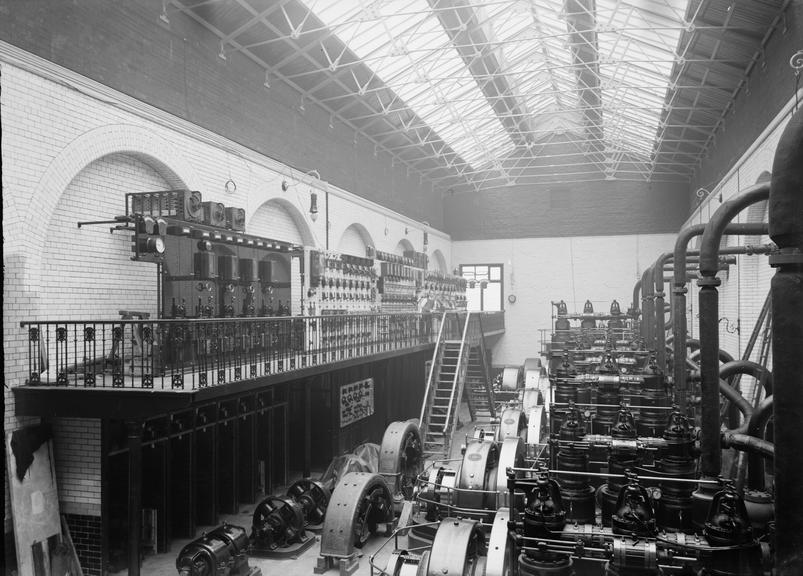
[460,264,503,312]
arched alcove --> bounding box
[248,197,315,247]
[430,249,448,273]
[337,223,375,257]
[20,124,201,289]
[394,238,414,256]
[41,152,183,320]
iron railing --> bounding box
[20,313,479,390]
[480,310,505,333]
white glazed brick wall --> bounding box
[337,225,370,256]
[41,154,165,321]
[51,419,102,516]
[678,100,793,372]
[452,234,678,366]
[248,200,307,245]
[1,57,450,531]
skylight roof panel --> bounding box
[594,0,690,160]
[308,0,516,168]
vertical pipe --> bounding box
[697,282,722,477]
[769,105,803,575]
[631,278,641,320]
[653,253,672,372]
[126,419,143,576]
[641,266,654,350]
[672,225,768,411]
[746,396,773,491]
[697,182,770,480]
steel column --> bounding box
[769,105,803,575]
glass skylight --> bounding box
[307,0,517,169]
[596,0,690,161]
[301,0,692,181]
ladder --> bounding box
[419,312,496,460]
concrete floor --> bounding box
[122,404,476,576]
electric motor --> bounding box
[250,495,305,550]
[175,523,252,576]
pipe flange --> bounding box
[697,276,722,287]
[769,250,803,267]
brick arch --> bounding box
[394,238,415,255]
[337,222,376,255]
[430,249,448,273]
[247,197,316,247]
[22,124,202,286]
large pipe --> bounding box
[769,105,803,574]
[746,396,773,491]
[641,265,654,350]
[672,224,768,411]
[654,255,738,374]
[689,347,736,365]
[721,432,774,460]
[653,254,672,371]
[718,378,754,433]
[631,278,641,322]
[698,182,770,479]
[719,360,773,395]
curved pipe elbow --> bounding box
[719,360,773,395]
[719,378,753,434]
[748,396,773,440]
[699,182,771,277]
[721,432,774,460]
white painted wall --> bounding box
[452,234,677,366]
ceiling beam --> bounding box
[564,0,604,162]
[426,0,532,149]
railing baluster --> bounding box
[19,312,502,391]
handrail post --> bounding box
[443,312,473,446]
[419,311,449,426]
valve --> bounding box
[611,472,656,537]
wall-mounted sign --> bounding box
[340,378,374,428]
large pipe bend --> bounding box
[745,395,773,491]
[689,348,735,365]
[632,278,641,319]
[699,182,771,277]
[640,265,654,347]
[671,223,768,412]
[718,360,773,395]
[718,378,753,435]
[721,432,774,460]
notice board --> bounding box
[340,378,374,428]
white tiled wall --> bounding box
[452,234,678,366]
[1,54,450,532]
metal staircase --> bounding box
[419,312,496,460]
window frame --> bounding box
[459,263,504,312]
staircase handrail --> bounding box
[442,312,473,447]
[475,313,496,418]
[419,311,449,426]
